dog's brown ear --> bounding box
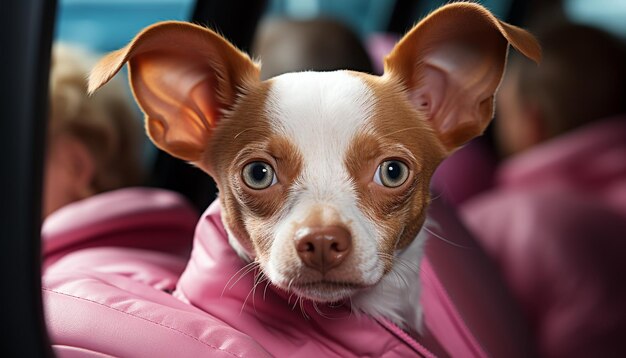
[385,3,540,153]
[89,21,260,162]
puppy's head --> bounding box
[90,3,539,302]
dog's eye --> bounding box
[242,161,277,189]
[374,160,409,188]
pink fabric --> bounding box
[461,117,626,357]
[43,187,533,357]
[43,188,270,357]
[44,271,270,357]
[42,187,199,270]
[52,346,112,358]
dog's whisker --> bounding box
[222,262,259,297]
[393,226,406,250]
[424,227,469,248]
[377,252,419,288]
[378,126,424,139]
[222,262,255,294]
[380,252,417,272]
[251,272,267,313]
[233,126,268,140]
[430,191,443,202]
[299,297,310,320]
[384,264,409,288]
[240,287,254,315]
[312,301,334,320]
[228,263,259,290]
[263,279,272,301]
[241,271,264,315]
[377,252,394,263]
[290,294,299,310]
[312,301,323,317]
[393,256,420,275]
[392,270,410,288]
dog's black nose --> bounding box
[295,226,352,275]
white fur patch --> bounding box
[265,71,375,174]
[264,71,384,289]
[352,222,431,332]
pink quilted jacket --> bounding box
[43,187,533,357]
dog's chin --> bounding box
[286,281,368,303]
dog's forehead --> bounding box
[266,71,375,150]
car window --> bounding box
[266,0,512,37]
[55,0,195,53]
[565,0,626,38]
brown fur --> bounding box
[201,79,308,259]
[89,21,261,163]
[384,3,541,151]
[205,80,273,256]
[345,72,447,272]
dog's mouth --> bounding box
[291,280,367,290]
[285,280,370,302]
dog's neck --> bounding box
[351,224,428,332]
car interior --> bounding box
[2,0,624,356]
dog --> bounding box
[88,3,540,334]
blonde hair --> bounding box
[48,43,143,193]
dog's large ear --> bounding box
[385,3,540,153]
[89,21,260,162]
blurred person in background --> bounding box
[253,17,373,80]
[43,43,143,218]
[42,44,197,270]
[461,23,626,357]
